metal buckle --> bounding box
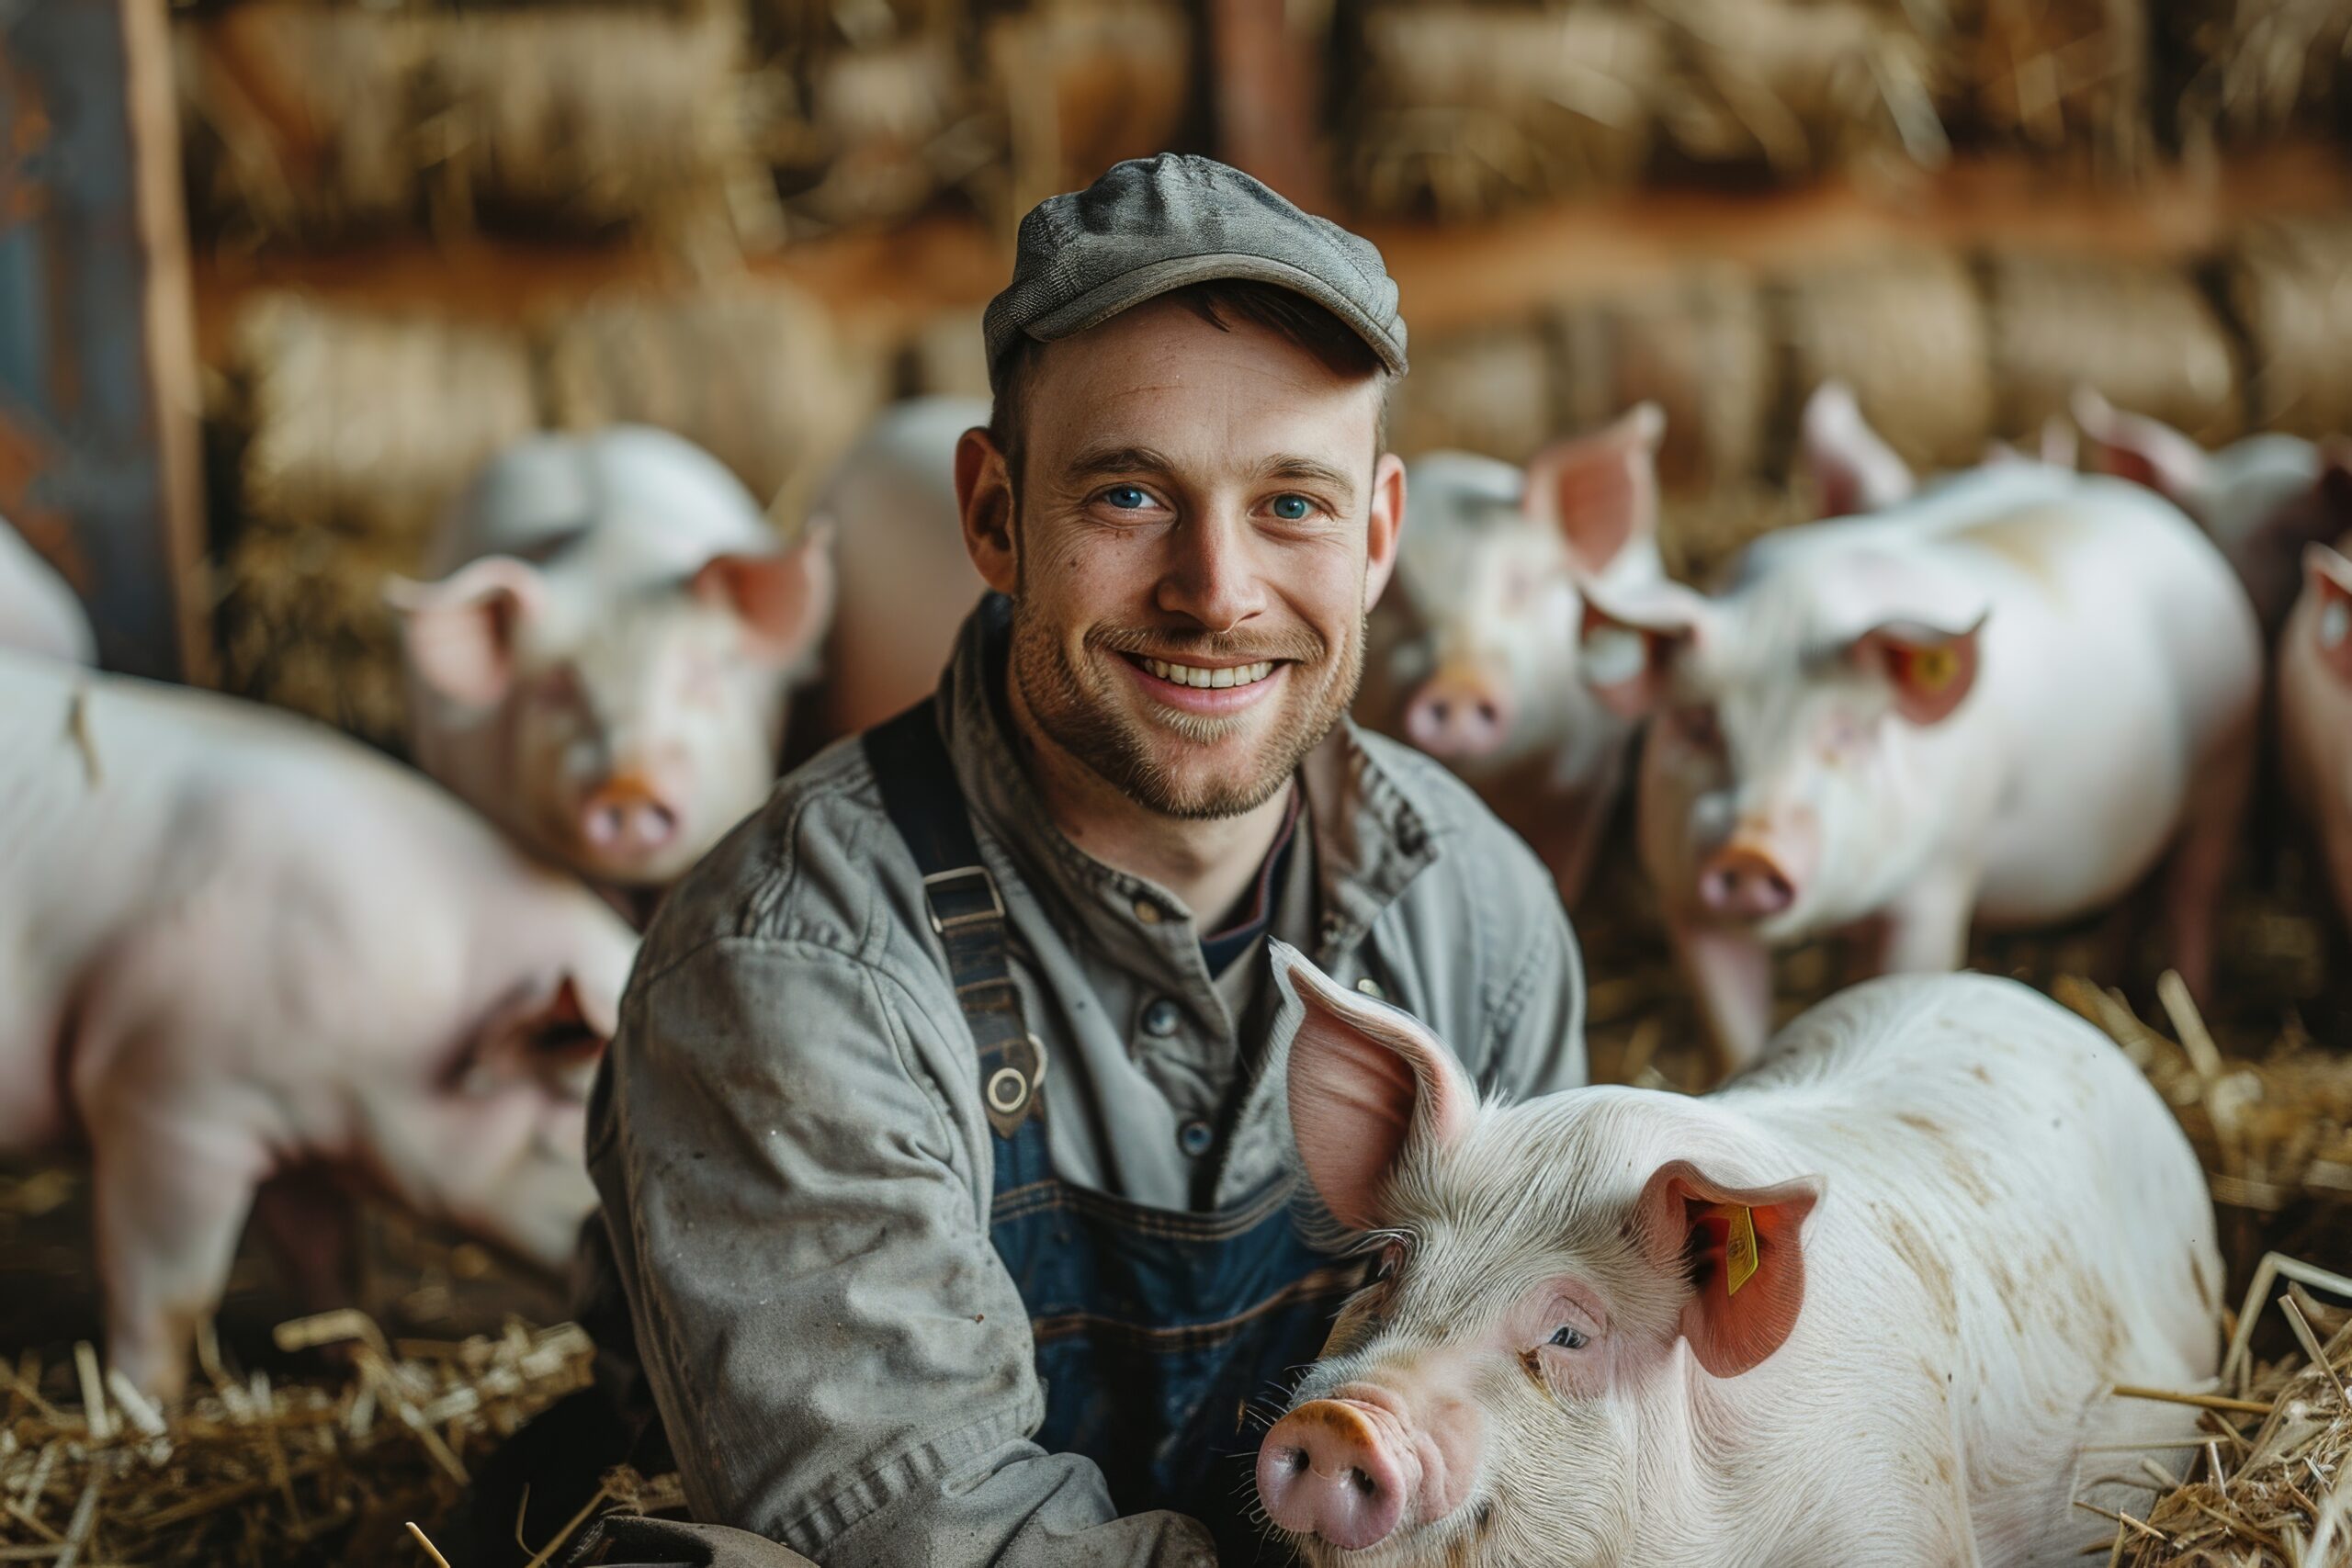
[922,866,1005,934]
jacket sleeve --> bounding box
[1476,865,1590,1102]
[588,936,1216,1568]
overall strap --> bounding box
[863,702,1046,1140]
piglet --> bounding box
[0,649,639,1397]
[1256,946,2219,1567]
[1360,406,1669,904]
[1583,458,2260,1065]
[810,396,992,740]
[391,425,833,895]
[0,513,96,664]
[2075,388,2352,635]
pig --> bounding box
[1801,380,2079,522]
[1359,406,1670,904]
[2278,536,2352,940]
[390,425,834,896]
[0,513,96,663]
[2075,388,2352,635]
[0,648,639,1397]
[810,395,993,741]
[1255,946,2219,1567]
[1581,460,2260,1066]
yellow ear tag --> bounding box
[1713,1204,1758,1297]
[1905,644,1958,693]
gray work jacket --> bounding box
[587,604,1589,1566]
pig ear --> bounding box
[693,523,837,668]
[1850,615,1985,726]
[1637,1159,1823,1379]
[385,558,546,708]
[1577,580,1709,719]
[1801,381,1915,518]
[1272,940,1476,1233]
[1523,402,1665,576]
[2301,542,2352,687]
[2074,387,2208,508]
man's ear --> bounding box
[1523,402,1666,576]
[2074,387,2210,510]
[1272,940,1476,1233]
[384,557,546,708]
[693,524,837,668]
[1801,381,1915,519]
[1363,450,1408,613]
[956,424,1017,597]
[1636,1159,1823,1377]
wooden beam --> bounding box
[1207,0,1334,214]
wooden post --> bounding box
[1207,0,1334,216]
[0,0,210,682]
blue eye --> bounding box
[1548,1325,1588,1350]
[1271,494,1313,521]
[1105,485,1150,510]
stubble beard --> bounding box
[1009,571,1367,822]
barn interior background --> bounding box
[7,0,2352,1562]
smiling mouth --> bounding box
[1134,655,1280,690]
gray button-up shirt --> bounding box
[588,604,1589,1565]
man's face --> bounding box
[971,297,1404,819]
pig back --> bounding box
[1730,974,2217,1553]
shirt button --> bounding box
[1141,998,1182,1037]
[1178,1120,1215,1156]
[1355,978,1385,1000]
[1133,898,1163,925]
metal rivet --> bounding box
[1178,1120,1214,1156]
[1142,998,1182,1037]
[1354,978,1385,1000]
[986,1066,1028,1114]
[1133,898,1163,925]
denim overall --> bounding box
[865,704,1362,1566]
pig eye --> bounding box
[1547,1325,1589,1351]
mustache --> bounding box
[1087,623,1329,666]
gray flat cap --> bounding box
[983,153,1408,389]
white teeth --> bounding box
[1143,657,1276,690]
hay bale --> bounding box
[2171,0,2352,154]
[2228,215,2352,439]
[1343,3,1667,220]
[1555,265,1773,496]
[1985,252,2242,447]
[984,1,1193,229]
[539,282,889,525]
[776,29,993,231]
[175,3,430,242]
[425,6,780,249]
[1657,0,1949,186]
[1954,0,2152,175]
[1385,323,1557,463]
[1776,249,1994,473]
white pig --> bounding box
[811,395,992,740]
[0,649,639,1396]
[1256,948,2219,1567]
[1582,462,2260,1064]
[0,513,96,663]
[2075,388,2352,635]
[1360,406,1669,904]
[2278,535,2352,939]
[390,425,834,894]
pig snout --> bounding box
[1698,845,1796,919]
[577,773,683,859]
[1403,667,1516,759]
[1259,1398,1412,1551]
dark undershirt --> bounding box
[1198,785,1305,976]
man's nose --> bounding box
[1155,507,1267,633]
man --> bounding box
[587,154,1589,1567]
